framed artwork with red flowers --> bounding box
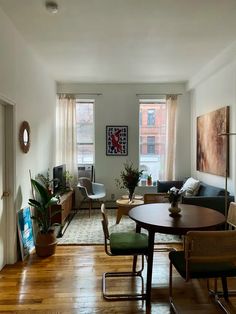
[106,126,128,156]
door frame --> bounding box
[0,94,16,264]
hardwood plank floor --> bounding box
[0,244,236,313]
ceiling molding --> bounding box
[187,41,236,90]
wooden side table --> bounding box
[116,198,144,224]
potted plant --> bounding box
[36,168,54,195]
[64,170,74,191]
[115,161,143,201]
[28,179,60,257]
[147,174,152,186]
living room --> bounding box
[0,1,236,312]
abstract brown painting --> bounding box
[197,106,229,176]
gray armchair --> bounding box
[77,177,106,217]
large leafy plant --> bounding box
[115,161,143,190]
[28,179,60,234]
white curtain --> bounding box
[56,95,77,185]
[165,95,178,180]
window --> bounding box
[139,99,167,181]
[147,136,155,154]
[147,109,155,126]
[76,100,94,164]
[139,110,142,126]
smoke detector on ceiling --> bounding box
[45,1,59,14]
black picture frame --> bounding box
[106,125,128,156]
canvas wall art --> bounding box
[17,206,35,260]
[197,106,229,176]
[106,126,128,156]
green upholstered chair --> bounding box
[100,203,148,300]
[169,230,236,314]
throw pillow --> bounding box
[180,177,200,196]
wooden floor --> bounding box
[1,244,236,313]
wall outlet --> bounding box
[111,193,115,200]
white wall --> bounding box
[57,82,190,200]
[188,45,236,196]
[0,7,56,262]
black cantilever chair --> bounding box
[227,201,236,229]
[100,203,148,301]
[169,230,236,314]
[207,202,236,303]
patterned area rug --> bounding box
[58,209,182,245]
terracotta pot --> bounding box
[35,230,57,257]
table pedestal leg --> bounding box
[132,224,141,272]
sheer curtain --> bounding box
[165,95,178,180]
[56,95,77,184]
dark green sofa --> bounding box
[157,180,234,215]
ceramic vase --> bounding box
[168,202,181,216]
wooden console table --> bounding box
[51,190,74,225]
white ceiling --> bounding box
[1,0,236,83]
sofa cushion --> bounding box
[157,180,183,193]
[180,177,200,196]
[197,183,226,197]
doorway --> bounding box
[0,99,15,268]
[0,104,6,269]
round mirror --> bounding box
[19,121,30,153]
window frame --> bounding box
[76,99,95,165]
[139,99,167,182]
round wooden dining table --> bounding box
[129,203,226,308]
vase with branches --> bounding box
[167,187,183,215]
[115,161,143,202]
